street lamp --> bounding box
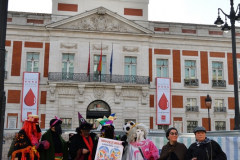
[214,0,240,130]
[205,95,212,131]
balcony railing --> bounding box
[212,80,226,87]
[214,107,227,112]
[4,71,7,79]
[186,106,199,112]
[184,79,199,86]
[48,72,150,84]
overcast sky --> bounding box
[7,0,240,26]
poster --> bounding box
[156,78,171,125]
[21,72,40,121]
[95,137,123,160]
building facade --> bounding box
[4,0,240,132]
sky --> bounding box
[7,0,240,26]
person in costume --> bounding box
[125,123,159,160]
[157,127,187,160]
[39,116,69,160]
[69,112,98,160]
[12,115,46,160]
[96,113,119,140]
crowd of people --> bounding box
[8,114,227,160]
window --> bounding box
[61,118,72,129]
[187,121,198,133]
[7,116,17,129]
[215,99,223,107]
[185,60,196,79]
[158,125,169,132]
[27,53,39,72]
[187,98,196,106]
[215,121,226,131]
[62,54,74,79]
[156,59,168,77]
[125,57,137,82]
[212,62,223,80]
[124,119,136,124]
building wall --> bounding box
[4,8,240,131]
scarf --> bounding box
[196,137,211,146]
[81,134,93,160]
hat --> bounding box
[166,127,178,139]
[194,126,206,134]
[25,115,40,123]
[78,112,93,130]
[50,116,62,128]
[96,113,116,126]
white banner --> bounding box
[21,72,40,122]
[95,137,123,160]
[156,78,171,125]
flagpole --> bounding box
[88,42,90,82]
[100,42,102,82]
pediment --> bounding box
[47,7,154,34]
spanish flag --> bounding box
[97,43,102,73]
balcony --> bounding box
[48,72,150,84]
[4,71,7,79]
[186,106,199,112]
[214,107,226,112]
[184,79,199,87]
[212,80,226,88]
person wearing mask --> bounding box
[185,126,227,160]
[39,116,68,160]
[69,113,98,160]
[12,115,44,160]
[157,127,187,160]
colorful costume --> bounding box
[69,112,98,160]
[39,116,68,160]
[12,115,43,160]
[125,123,159,160]
[96,113,120,140]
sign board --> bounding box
[21,72,40,122]
[156,78,171,125]
[95,137,123,160]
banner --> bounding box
[95,137,123,160]
[156,78,171,125]
[21,72,40,121]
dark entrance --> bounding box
[86,100,111,119]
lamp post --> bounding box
[214,0,240,130]
[205,95,212,131]
[0,0,8,158]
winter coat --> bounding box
[69,133,98,160]
[39,129,68,160]
[157,142,187,160]
[185,139,227,160]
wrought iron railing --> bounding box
[214,107,227,112]
[48,72,150,84]
[184,79,199,86]
[186,106,199,112]
[212,80,226,87]
[4,71,7,79]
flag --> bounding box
[109,44,113,75]
[87,42,90,76]
[97,43,102,73]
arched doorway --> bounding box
[86,100,111,127]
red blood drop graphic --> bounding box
[158,93,168,110]
[24,88,36,106]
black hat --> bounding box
[165,127,178,139]
[80,122,93,130]
[50,117,62,128]
[194,126,206,134]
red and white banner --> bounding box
[156,78,171,125]
[21,72,40,122]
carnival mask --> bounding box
[136,129,145,142]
